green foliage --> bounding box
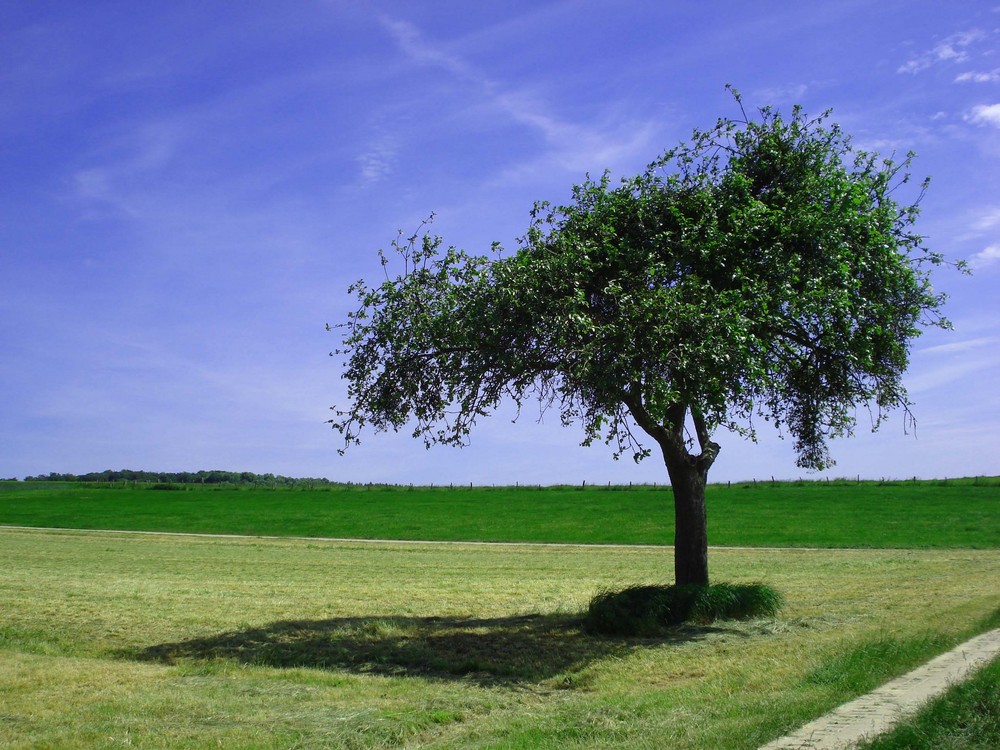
[585,582,783,636]
[332,90,958,473]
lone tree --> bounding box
[330,95,958,585]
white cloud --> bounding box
[898,30,986,74]
[965,103,1000,127]
[956,205,1000,244]
[956,69,1000,83]
[971,206,1000,232]
[379,16,481,84]
[970,244,1000,268]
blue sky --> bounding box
[2,1,998,484]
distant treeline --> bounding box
[21,470,334,487]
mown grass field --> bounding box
[1,477,998,548]
[0,480,998,748]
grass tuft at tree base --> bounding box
[584,582,783,636]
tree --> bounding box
[330,94,959,585]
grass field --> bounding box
[1,480,998,748]
[1,477,998,548]
[1,528,997,749]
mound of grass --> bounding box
[584,582,783,636]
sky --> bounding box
[2,0,998,485]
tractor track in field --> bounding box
[0,523,878,551]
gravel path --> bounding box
[759,628,1000,749]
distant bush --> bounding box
[22,469,336,487]
[585,582,783,636]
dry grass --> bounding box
[0,527,997,749]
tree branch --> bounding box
[690,405,721,471]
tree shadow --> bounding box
[129,613,742,685]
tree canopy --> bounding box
[330,94,958,584]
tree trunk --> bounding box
[620,394,718,587]
[663,454,710,585]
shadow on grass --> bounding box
[129,613,741,684]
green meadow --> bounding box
[1,479,998,748]
[1,477,998,548]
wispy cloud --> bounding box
[954,205,1000,245]
[356,131,399,186]
[908,322,1000,396]
[906,351,998,394]
[379,16,480,83]
[965,103,1000,127]
[955,69,1000,83]
[489,116,659,187]
[971,206,1000,232]
[919,336,999,355]
[750,83,809,104]
[70,118,188,217]
[73,168,119,206]
[377,15,660,181]
[970,244,1000,268]
[898,30,986,74]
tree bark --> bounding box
[662,452,710,585]
[621,394,719,587]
